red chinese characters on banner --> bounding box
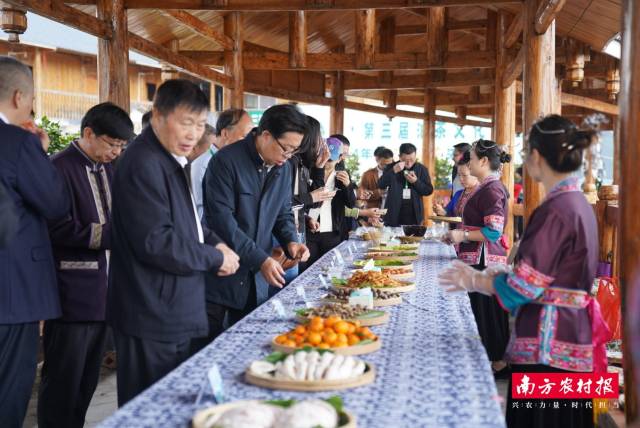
[511,373,619,399]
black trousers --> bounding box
[306,231,343,267]
[0,322,39,428]
[192,279,259,353]
[38,320,108,428]
[113,330,193,407]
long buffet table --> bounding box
[98,240,505,428]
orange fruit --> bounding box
[275,334,288,344]
[347,334,361,346]
[283,340,297,347]
[359,327,373,338]
[323,330,338,345]
[308,332,323,345]
[347,323,356,334]
[309,317,325,332]
[353,320,362,328]
[301,342,312,347]
[294,335,305,345]
[336,333,348,345]
[325,315,341,328]
[295,325,307,335]
[287,333,298,341]
[333,341,347,348]
[333,321,349,335]
[317,342,331,349]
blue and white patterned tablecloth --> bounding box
[98,240,505,428]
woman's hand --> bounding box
[433,203,446,216]
[446,229,465,244]
[315,143,331,168]
[336,171,350,187]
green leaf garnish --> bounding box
[324,396,344,413]
[265,399,296,408]
[356,310,386,319]
[264,351,287,364]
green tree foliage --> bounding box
[38,116,79,155]
[434,157,452,189]
[344,153,361,186]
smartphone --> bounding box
[335,162,346,172]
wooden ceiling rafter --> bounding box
[161,9,233,50]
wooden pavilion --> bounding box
[0,0,638,425]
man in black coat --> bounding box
[0,56,70,428]
[0,181,17,248]
[379,143,434,227]
[107,80,240,406]
[203,104,311,340]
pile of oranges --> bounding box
[274,316,378,349]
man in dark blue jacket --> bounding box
[38,103,134,428]
[0,56,70,428]
[379,142,434,227]
[0,181,17,247]
[107,80,240,406]
[203,104,311,341]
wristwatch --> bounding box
[463,230,470,242]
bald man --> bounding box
[0,56,70,427]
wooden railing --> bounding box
[595,189,619,278]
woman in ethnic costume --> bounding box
[439,114,610,428]
[445,139,512,377]
[434,158,479,225]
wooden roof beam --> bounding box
[244,85,333,107]
[355,9,376,69]
[128,33,231,86]
[504,10,523,49]
[501,45,524,88]
[398,92,494,107]
[123,1,525,11]
[396,19,487,36]
[3,0,111,39]
[242,50,496,71]
[289,11,307,68]
[344,71,493,90]
[162,10,233,50]
[344,100,492,127]
[534,0,566,35]
[514,80,618,116]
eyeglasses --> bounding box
[273,135,300,158]
[98,135,126,152]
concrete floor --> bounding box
[21,364,508,427]
[23,364,118,428]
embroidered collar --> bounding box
[546,176,581,199]
[72,140,103,172]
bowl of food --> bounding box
[402,225,427,237]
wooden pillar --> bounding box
[161,39,180,81]
[426,6,447,83]
[33,48,43,117]
[378,16,395,85]
[355,9,375,69]
[330,71,344,135]
[494,11,516,248]
[289,11,306,68]
[613,120,620,185]
[423,88,436,226]
[522,0,557,222]
[619,0,640,423]
[224,12,243,109]
[97,0,130,111]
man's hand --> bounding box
[287,242,310,262]
[215,243,240,276]
[393,161,406,174]
[307,217,320,233]
[310,187,336,203]
[357,188,372,200]
[405,171,418,184]
[359,208,381,219]
[315,143,331,168]
[433,203,446,216]
[261,257,286,288]
[336,171,350,187]
[22,120,50,152]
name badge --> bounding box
[403,188,411,200]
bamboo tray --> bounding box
[244,363,376,392]
[271,337,382,356]
[295,310,390,327]
[353,259,413,268]
[428,215,463,223]
[192,400,357,428]
[331,283,415,294]
[368,245,419,252]
[322,296,403,307]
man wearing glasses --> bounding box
[202,104,311,341]
[38,103,134,427]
